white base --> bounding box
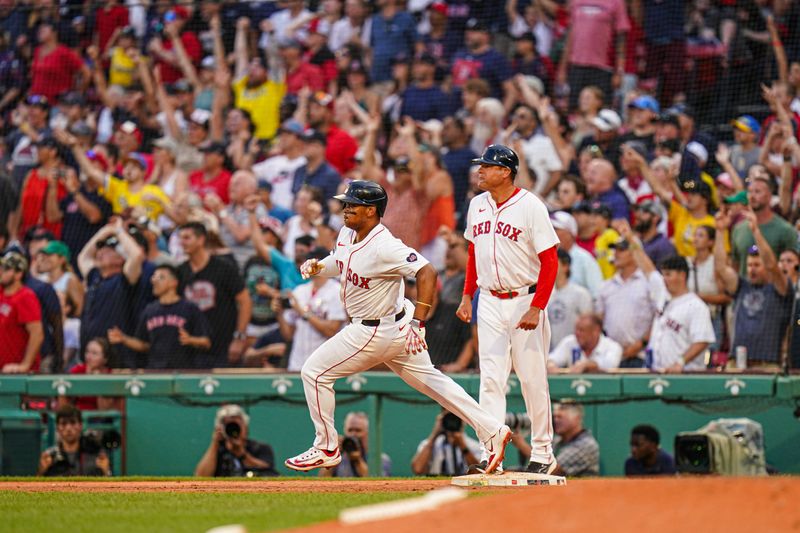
[451,472,567,487]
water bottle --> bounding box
[571,347,581,365]
[645,348,654,370]
[735,346,747,370]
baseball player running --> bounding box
[456,145,560,475]
[285,180,512,473]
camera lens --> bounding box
[224,421,241,439]
[441,413,463,433]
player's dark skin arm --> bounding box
[414,264,437,320]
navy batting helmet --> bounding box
[333,180,388,217]
[471,144,519,175]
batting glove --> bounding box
[404,319,427,355]
[300,259,324,279]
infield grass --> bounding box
[0,490,417,533]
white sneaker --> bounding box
[483,425,512,474]
[285,446,342,472]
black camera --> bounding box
[341,436,361,455]
[505,412,531,432]
[224,421,242,439]
[441,412,463,433]
[80,429,122,455]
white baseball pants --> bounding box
[477,291,554,464]
[300,302,500,451]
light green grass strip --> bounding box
[0,491,417,533]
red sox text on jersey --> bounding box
[471,220,524,242]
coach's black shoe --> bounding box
[526,460,557,475]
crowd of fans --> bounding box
[2,0,800,381]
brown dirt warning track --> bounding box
[2,477,799,532]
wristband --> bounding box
[415,301,432,308]
[233,331,246,341]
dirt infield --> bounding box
[2,477,799,532]
[293,477,800,533]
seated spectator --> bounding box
[0,252,43,373]
[548,313,622,373]
[178,222,250,368]
[77,222,145,365]
[275,247,345,371]
[547,249,593,350]
[411,410,481,476]
[715,210,791,368]
[108,264,211,369]
[38,405,111,477]
[320,412,392,478]
[194,404,278,477]
[625,424,676,476]
[63,337,121,411]
[551,401,599,477]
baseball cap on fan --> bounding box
[591,109,622,132]
[550,211,577,237]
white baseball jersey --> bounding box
[320,224,429,319]
[649,291,716,371]
[252,154,307,210]
[548,334,623,370]
[464,190,559,290]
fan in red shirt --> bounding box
[30,22,89,102]
[95,0,130,55]
[282,39,325,94]
[147,7,202,84]
[18,137,71,239]
[307,92,358,175]
[0,253,43,374]
[68,337,115,411]
[189,142,233,204]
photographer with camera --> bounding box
[38,405,112,477]
[194,404,278,477]
[320,412,391,477]
[411,410,481,476]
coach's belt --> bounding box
[489,284,537,300]
[352,309,406,327]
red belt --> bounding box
[489,284,537,299]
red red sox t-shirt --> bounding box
[0,286,42,370]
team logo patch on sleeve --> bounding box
[406,253,418,262]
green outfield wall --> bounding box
[1,372,799,476]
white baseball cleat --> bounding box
[482,425,512,474]
[285,446,342,472]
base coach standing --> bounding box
[457,145,561,474]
